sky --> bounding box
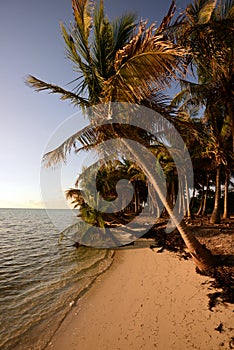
[0,0,190,209]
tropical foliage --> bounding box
[26,0,234,272]
[170,0,234,223]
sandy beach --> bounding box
[45,246,233,350]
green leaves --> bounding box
[112,13,137,53]
[42,124,97,167]
[93,0,114,78]
[103,22,186,103]
[26,75,89,107]
[198,0,217,23]
[72,0,92,48]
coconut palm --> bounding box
[67,159,148,219]
[173,79,233,222]
[27,0,187,110]
[27,0,137,108]
[170,0,234,223]
[27,0,216,272]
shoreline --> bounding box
[45,246,233,350]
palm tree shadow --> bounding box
[215,254,234,267]
[193,228,234,238]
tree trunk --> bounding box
[202,175,209,217]
[196,184,204,216]
[123,140,216,272]
[232,117,234,153]
[227,102,234,153]
[210,165,221,224]
[190,186,196,212]
[183,189,187,217]
[222,169,230,219]
[178,184,182,215]
[148,184,160,216]
[185,174,191,218]
[134,189,137,213]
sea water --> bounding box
[0,208,113,350]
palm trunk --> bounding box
[196,184,205,216]
[232,118,234,154]
[227,102,234,153]
[196,184,204,216]
[171,177,176,206]
[183,189,187,217]
[222,169,230,220]
[123,140,215,272]
[185,174,191,218]
[210,165,221,224]
[190,186,196,212]
[148,184,160,216]
[202,175,209,217]
[134,189,137,213]
[201,183,208,216]
[178,184,182,215]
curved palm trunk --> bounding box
[123,140,215,272]
[210,165,221,224]
[222,169,230,220]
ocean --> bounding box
[0,208,113,350]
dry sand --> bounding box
[46,246,233,350]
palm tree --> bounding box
[27,0,137,108]
[67,159,148,219]
[170,0,234,223]
[27,0,216,272]
[27,0,187,110]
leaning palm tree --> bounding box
[27,0,216,272]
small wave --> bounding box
[0,208,114,350]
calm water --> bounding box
[0,208,113,350]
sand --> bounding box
[45,246,233,350]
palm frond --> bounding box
[61,1,102,102]
[112,13,137,53]
[42,120,136,167]
[171,89,190,107]
[157,0,176,32]
[103,22,186,103]
[186,0,211,23]
[66,188,84,202]
[180,79,209,101]
[198,0,217,23]
[217,0,234,19]
[26,75,89,108]
[220,114,232,141]
[60,23,81,65]
[92,0,114,78]
[60,22,91,82]
[42,124,98,167]
[71,0,93,61]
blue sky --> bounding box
[0,0,190,208]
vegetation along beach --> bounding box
[1,0,233,349]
